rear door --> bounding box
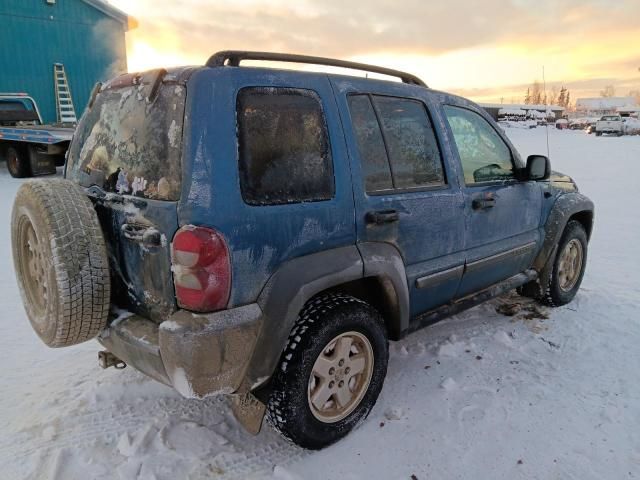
[331,78,466,317]
[66,72,186,321]
[442,105,542,297]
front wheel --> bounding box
[267,293,388,449]
[541,220,588,306]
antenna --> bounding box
[543,65,550,158]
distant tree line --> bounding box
[522,80,640,109]
[601,84,640,104]
[523,80,571,108]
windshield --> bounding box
[66,82,185,201]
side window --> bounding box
[347,94,445,193]
[373,96,445,189]
[237,87,334,205]
[347,95,393,192]
[443,105,514,184]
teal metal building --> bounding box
[0,0,134,123]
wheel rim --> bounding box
[307,331,374,423]
[7,149,19,174]
[18,216,49,320]
[557,238,584,292]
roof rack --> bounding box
[205,50,427,87]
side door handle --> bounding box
[472,197,496,210]
[366,209,399,225]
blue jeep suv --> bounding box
[12,51,594,449]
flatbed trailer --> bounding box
[0,93,75,178]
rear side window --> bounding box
[374,96,445,189]
[347,95,392,192]
[237,87,334,205]
[348,94,445,193]
[444,105,514,184]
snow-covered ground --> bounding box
[1,128,639,479]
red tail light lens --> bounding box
[171,226,231,312]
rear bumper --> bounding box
[98,304,263,398]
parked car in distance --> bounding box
[555,118,569,129]
[595,114,624,136]
[11,51,595,450]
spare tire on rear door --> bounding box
[12,179,111,347]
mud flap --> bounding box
[28,145,56,176]
[230,390,267,435]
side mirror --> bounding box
[525,155,550,181]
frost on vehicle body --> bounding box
[11,52,595,449]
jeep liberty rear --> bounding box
[12,52,594,450]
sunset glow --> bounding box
[108,0,640,103]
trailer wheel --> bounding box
[5,144,32,178]
[12,179,111,347]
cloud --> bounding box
[110,0,640,101]
[117,0,639,58]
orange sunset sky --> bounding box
[108,0,640,104]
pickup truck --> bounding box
[595,115,624,136]
[0,93,74,177]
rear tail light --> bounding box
[171,226,231,312]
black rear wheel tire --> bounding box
[266,293,389,449]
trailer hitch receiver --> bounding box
[98,351,127,370]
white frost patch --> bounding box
[169,367,196,398]
[123,202,140,216]
[383,406,403,421]
[440,377,458,391]
[167,119,180,147]
[159,320,181,332]
[42,425,56,441]
[271,466,304,480]
[110,307,134,327]
[251,375,270,390]
[493,330,514,347]
[162,420,231,456]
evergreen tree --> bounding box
[557,87,567,108]
[524,87,531,104]
[600,85,615,97]
[549,86,558,105]
[531,80,542,105]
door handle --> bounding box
[472,198,496,210]
[366,209,399,225]
[121,223,162,247]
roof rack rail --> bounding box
[205,50,427,87]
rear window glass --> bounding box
[237,87,334,206]
[0,99,30,111]
[66,83,185,201]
